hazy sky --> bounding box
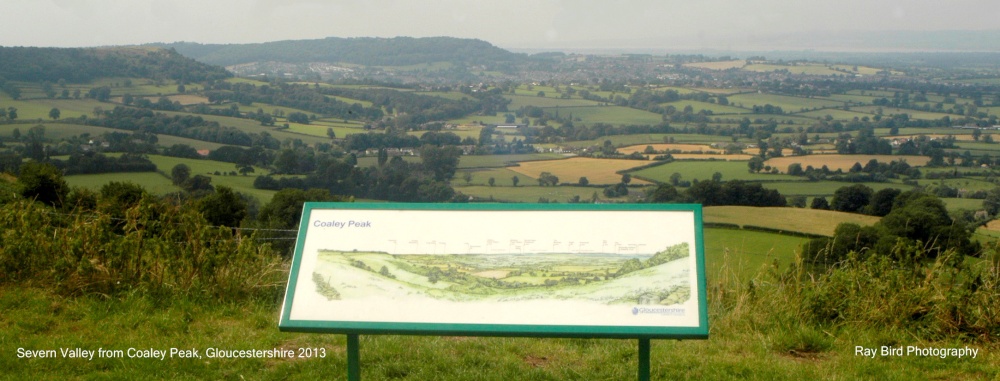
[4,0,1000,51]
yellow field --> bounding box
[507,157,651,185]
[765,155,930,172]
[704,206,881,237]
[683,60,745,70]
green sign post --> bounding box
[280,203,709,380]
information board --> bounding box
[279,203,708,339]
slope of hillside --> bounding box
[153,36,526,67]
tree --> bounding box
[865,188,901,217]
[7,107,17,120]
[377,148,388,167]
[787,163,804,176]
[983,188,1000,216]
[420,145,461,181]
[578,177,589,186]
[17,162,68,208]
[712,172,723,182]
[199,186,248,227]
[810,197,830,210]
[488,177,495,187]
[669,172,682,186]
[621,173,631,184]
[171,164,191,186]
[748,156,765,173]
[648,184,680,203]
[327,128,336,139]
[462,172,473,185]
[830,184,873,213]
[48,108,60,120]
[511,175,519,187]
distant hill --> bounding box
[0,46,231,83]
[151,37,527,67]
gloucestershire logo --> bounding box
[631,307,685,316]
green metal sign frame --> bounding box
[280,202,708,338]
[278,202,709,379]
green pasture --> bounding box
[156,111,332,146]
[630,160,802,183]
[704,206,880,237]
[880,127,972,136]
[727,93,844,112]
[459,153,565,169]
[456,168,537,187]
[941,197,985,212]
[354,155,420,168]
[284,121,363,138]
[761,181,915,197]
[703,228,806,282]
[918,177,997,192]
[455,184,610,203]
[419,91,472,102]
[211,102,316,117]
[952,141,1000,151]
[446,114,508,126]
[406,127,481,141]
[826,93,877,105]
[537,106,662,126]
[0,96,108,120]
[2,123,226,151]
[507,95,601,109]
[794,109,874,120]
[565,134,732,148]
[142,155,277,202]
[648,86,701,94]
[661,100,749,115]
[852,106,953,121]
[324,95,374,107]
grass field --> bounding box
[619,143,726,154]
[455,184,608,202]
[794,109,874,120]
[506,95,601,109]
[661,100,749,115]
[548,106,663,126]
[703,228,806,282]
[507,157,652,185]
[455,168,536,187]
[631,160,801,183]
[852,106,954,121]
[61,154,280,202]
[6,285,996,380]
[566,134,731,148]
[727,93,844,112]
[764,155,930,172]
[704,206,881,237]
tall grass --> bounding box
[0,198,286,301]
